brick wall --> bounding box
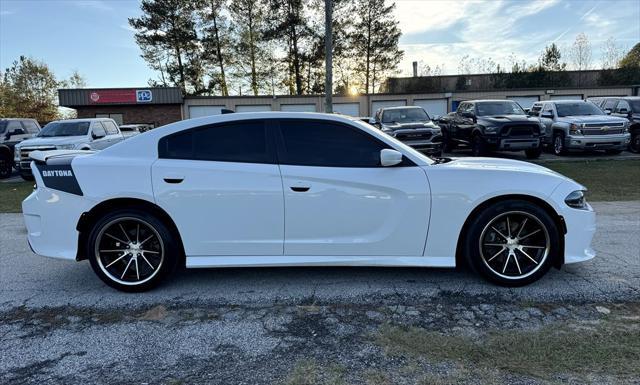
[75,104,182,127]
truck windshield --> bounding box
[555,102,604,117]
[38,121,90,137]
[629,100,640,112]
[381,108,430,123]
[475,101,525,116]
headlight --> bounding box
[56,144,76,150]
[14,149,20,161]
[569,123,582,135]
[484,126,498,133]
[565,190,588,210]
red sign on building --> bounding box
[88,89,137,104]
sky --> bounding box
[0,0,639,88]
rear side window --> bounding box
[102,121,119,135]
[603,99,618,110]
[277,119,387,167]
[159,120,272,163]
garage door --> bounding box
[371,100,406,114]
[413,99,447,118]
[189,105,225,118]
[549,94,582,100]
[333,103,360,116]
[281,104,316,112]
[507,96,539,110]
[236,105,272,113]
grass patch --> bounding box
[283,360,347,385]
[0,181,33,213]
[539,159,640,201]
[375,320,640,381]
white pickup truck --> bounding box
[15,118,124,180]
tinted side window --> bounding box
[6,120,23,132]
[603,99,618,110]
[23,120,39,133]
[159,121,272,163]
[93,123,107,137]
[103,121,119,135]
[277,120,387,167]
[616,100,631,112]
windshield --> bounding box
[381,108,430,123]
[555,102,604,117]
[476,101,525,116]
[38,121,90,137]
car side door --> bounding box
[151,120,284,257]
[275,119,430,257]
[456,102,476,142]
[539,103,555,132]
[89,122,109,149]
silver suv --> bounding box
[530,100,630,155]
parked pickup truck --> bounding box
[529,100,630,155]
[437,100,545,158]
[0,118,41,178]
[14,118,124,180]
[588,96,640,153]
[371,106,443,156]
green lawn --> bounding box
[540,159,640,201]
[0,159,638,213]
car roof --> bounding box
[48,118,114,123]
[465,99,518,103]
[379,105,423,111]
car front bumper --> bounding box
[485,136,541,151]
[564,133,630,150]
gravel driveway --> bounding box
[1,201,639,384]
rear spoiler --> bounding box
[29,149,96,165]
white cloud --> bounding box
[74,1,113,12]
[0,10,15,16]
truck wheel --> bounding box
[629,132,640,153]
[464,200,559,287]
[471,135,486,156]
[86,209,180,292]
[553,132,566,155]
[0,155,11,179]
[525,147,542,159]
[442,129,455,152]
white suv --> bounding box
[15,118,124,180]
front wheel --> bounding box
[524,147,542,159]
[0,155,11,179]
[553,132,566,155]
[630,132,640,153]
[87,209,180,292]
[464,200,559,286]
[471,135,487,156]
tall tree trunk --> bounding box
[210,2,229,96]
[248,4,259,95]
[324,0,333,112]
[288,0,302,95]
[365,5,371,94]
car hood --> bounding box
[17,136,87,148]
[381,121,439,130]
[557,115,628,124]
[479,114,537,124]
[436,157,572,181]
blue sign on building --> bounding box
[136,90,153,103]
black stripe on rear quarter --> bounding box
[35,164,83,196]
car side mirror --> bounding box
[461,111,474,119]
[380,149,403,167]
[604,108,612,115]
[618,108,628,114]
[541,112,554,119]
[369,118,377,125]
[92,132,105,140]
[8,128,25,136]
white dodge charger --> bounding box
[22,112,596,291]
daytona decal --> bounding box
[35,164,83,196]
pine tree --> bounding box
[197,0,232,96]
[349,0,403,94]
[538,43,566,71]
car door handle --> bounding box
[164,177,184,184]
[290,186,310,192]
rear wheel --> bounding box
[442,128,456,153]
[464,200,559,286]
[87,209,179,292]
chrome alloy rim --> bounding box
[479,211,550,280]
[554,136,563,154]
[95,217,164,286]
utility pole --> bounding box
[324,0,333,113]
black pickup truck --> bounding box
[437,100,545,158]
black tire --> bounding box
[0,155,11,179]
[471,135,486,157]
[20,172,34,181]
[553,132,566,155]
[463,199,559,287]
[605,149,622,155]
[524,147,542,159]
[86,209,180,292]
[630,132,640,153]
